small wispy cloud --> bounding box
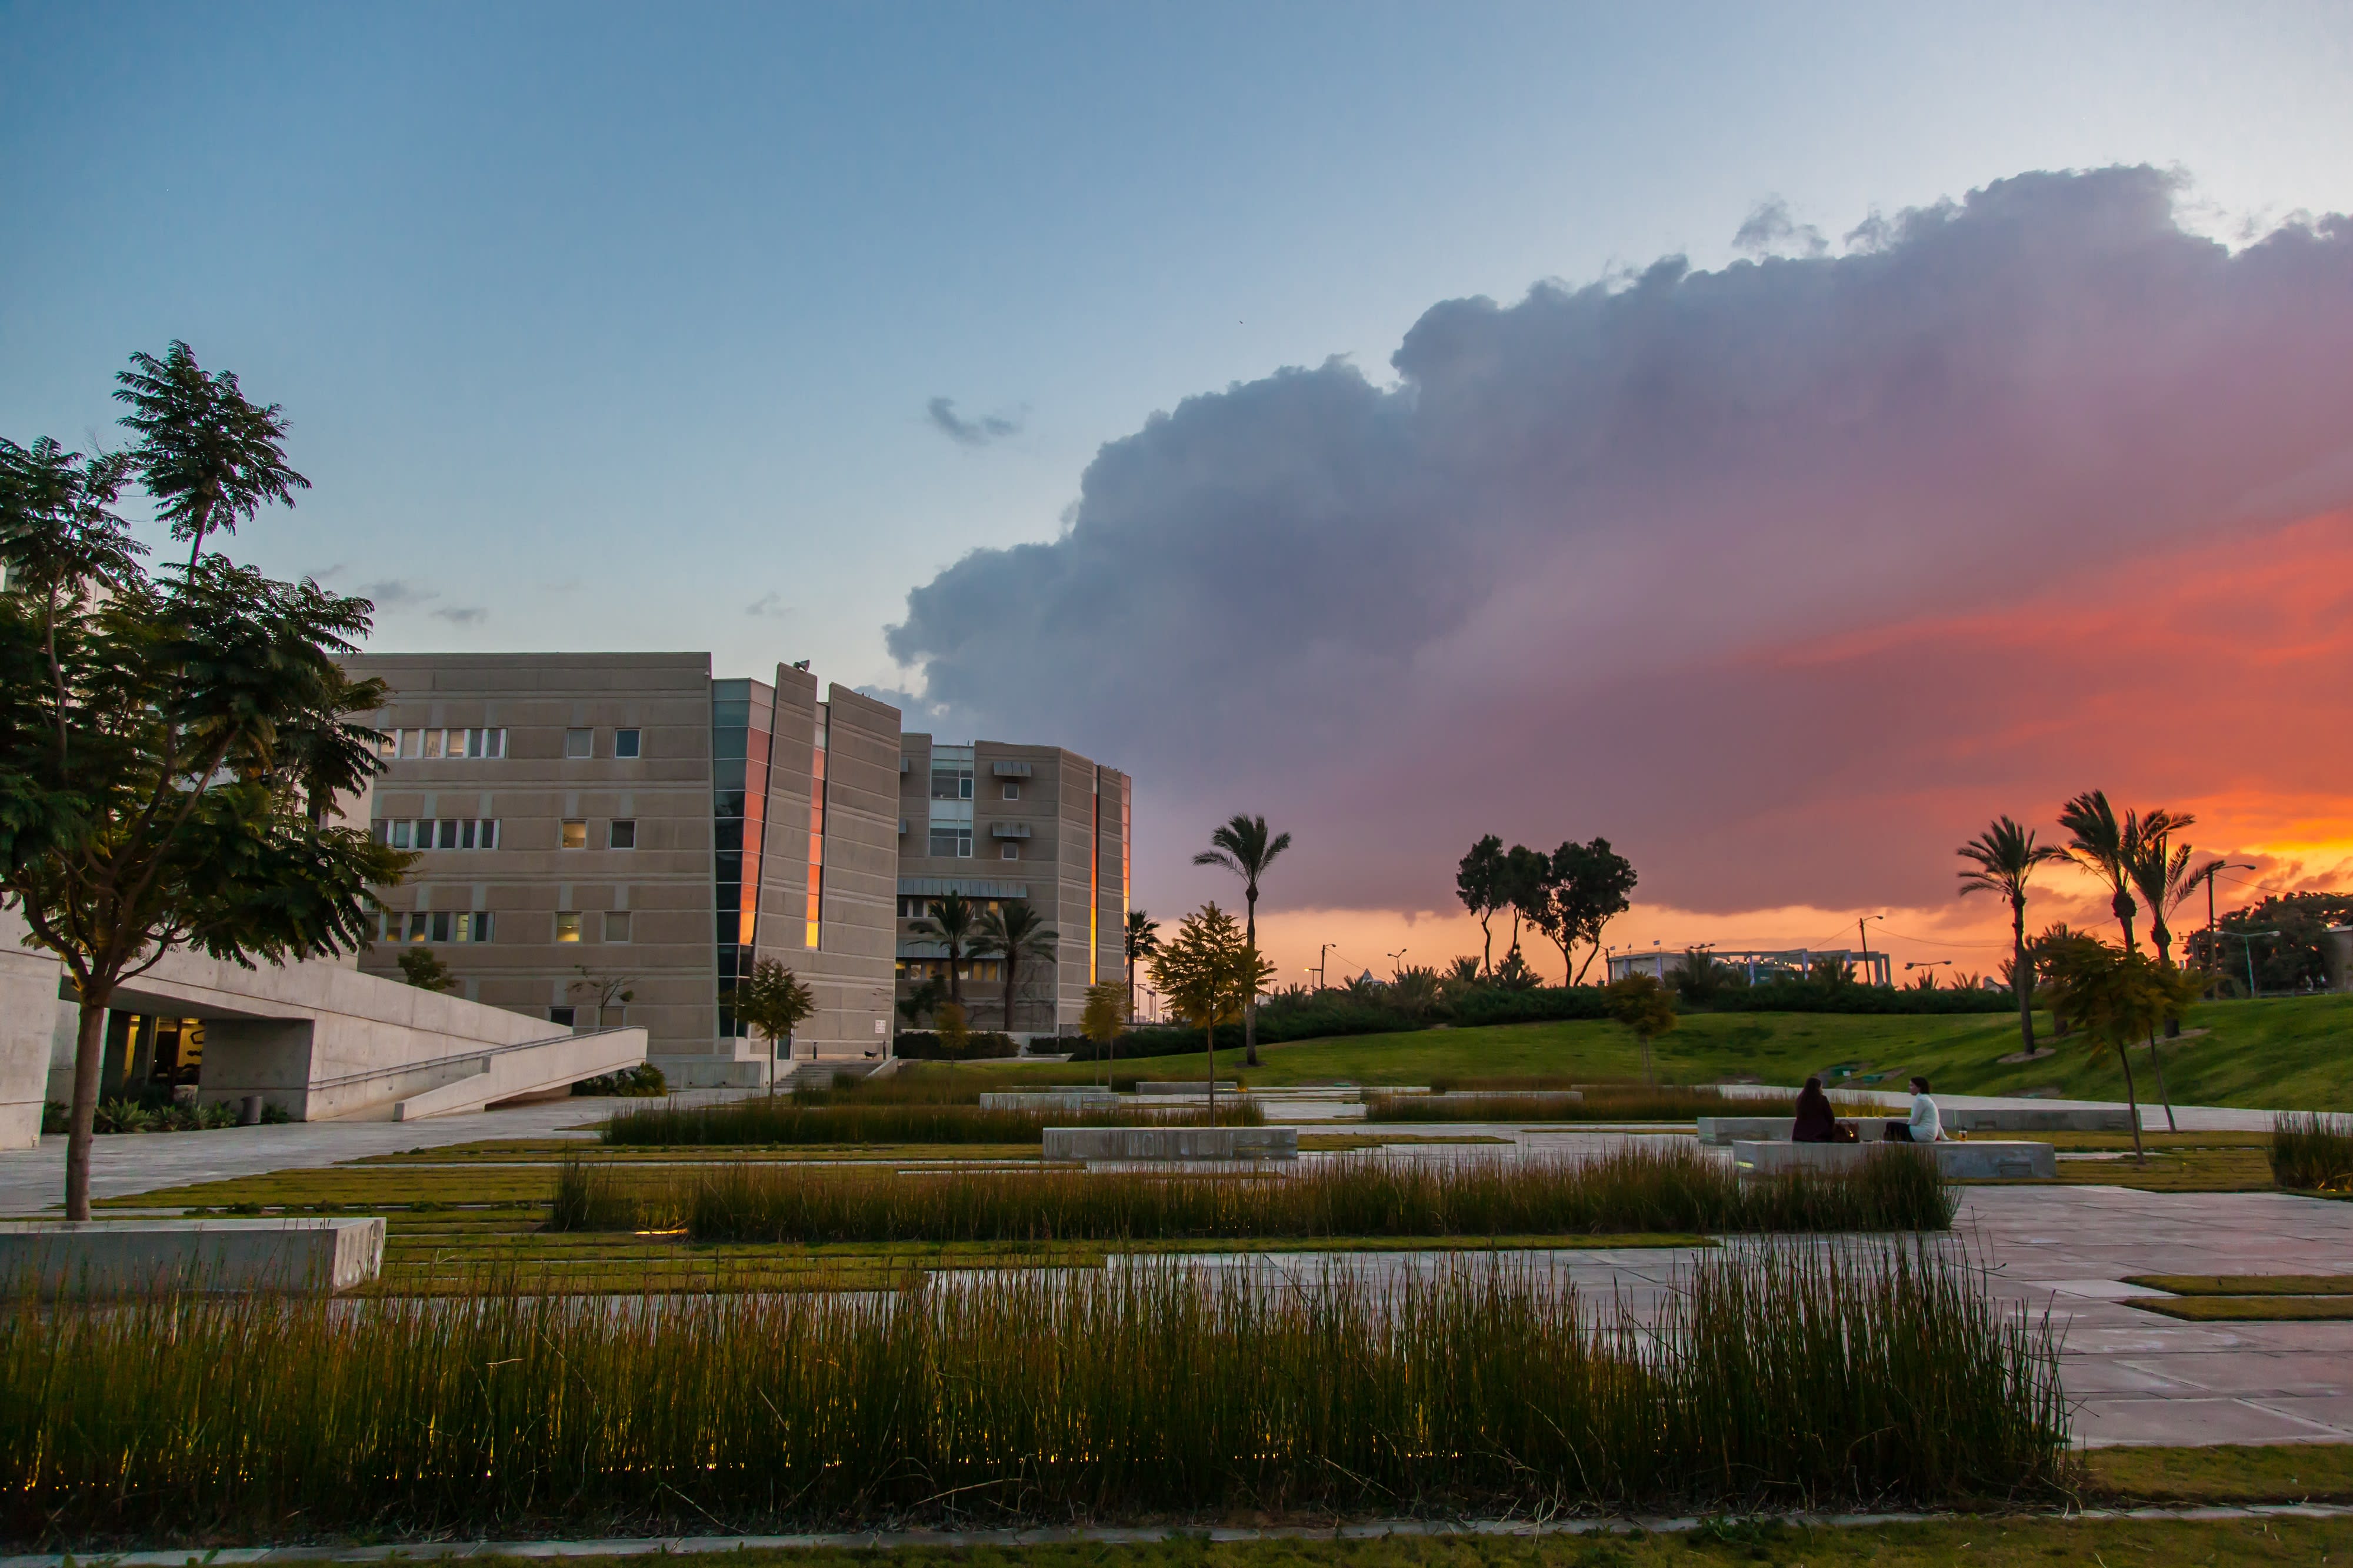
[1733,196,1828,258]
[746,591,792,619]
[431,605,488,626]
[926,396,1022,447]
[356,578,439,610]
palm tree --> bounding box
[1124,908,1161,1020]
[1193,813,1290,1066]
[974,899,1057,1035]
[2123,809,2211,1110]
[905,891,979,1006]
[2059,791,2140,950]
[1957,815,2072,1055]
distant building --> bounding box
[345,653,1130,1081]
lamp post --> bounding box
[1858,914,1885,987]
[2227,930,2283,1000]
[2201,863,2258,999]
[1386,948,1407,978]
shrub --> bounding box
[892,1029,1019,1060]
[2271,1112,2353,1193]
[0,1244,2062,1539]
[1366,1086,1802,1123]
[570,1062,668,1097]
[559,1143,1955,1242]
[598,1096,1264,1148]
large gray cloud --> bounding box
[888,168,2353,918]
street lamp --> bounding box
[1858,913,1885,986]
[1386,948,1407,977]
[2224,930,2284,1000]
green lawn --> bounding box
[988,995,2353,1111]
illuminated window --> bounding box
[555,912,582,942]
[561,820,587,849]
[805,707,828,948]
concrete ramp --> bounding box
[390,1026,647,1120]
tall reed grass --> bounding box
[0,1246,2064,1541]
[554,1144,1954,1242]
[2271,1112,2353,1192]
[601,1095,1263,1146]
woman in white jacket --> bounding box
[1885,1076,1941,1143]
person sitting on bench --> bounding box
[1885,1076,1941,1143]
[1791,1076,1841,1143]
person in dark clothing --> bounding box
[1791,1076,1840,1143]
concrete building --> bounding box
[342,653,1133,1072]
[895,735,1130,1036]
[346,653,905,1085]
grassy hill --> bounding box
[982,995,2353,1112]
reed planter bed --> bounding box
[554,1145,1955,1243]
[600,1097,1264,1147]
[0,1246,2064,1543]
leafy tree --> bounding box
[730,958,815,1065]
[2039,938,2205,1160]
[1490,944,1542,990]
[1670,949,1732,1005]
[896,976,944,1029]
[905,890,979,1005]
[114,341,310,572]
[1956,815,2072,1054]
[2188,892,2353,994]
[1148,902,1274,1120]
[1528,837,1638,985]
[1192,813,1289,1065]
[1123,908,1160,1019]
[935,1000,971,1056]
[1,433,406,1220]
[1499,844,1549,965]
[397,946,455,992]
[1606,972,1678,1086]
[972,898,1056,1034]
[1081,980,1126,1083]
[1454,834,1507,974]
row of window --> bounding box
[378,727,645,760]
[548,1006,628,1029]
[382,728,506,759]
[379,909,633,944]
[379,818,501,850]
[924,829,1021,860]
[381,910,495,943]
[895,958,1006,983]
[564,819,637,849]
[895,896,1014,919]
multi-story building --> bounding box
[894,735,1129,1034]
[348,653,902,1086]
[346,653,1131,1079]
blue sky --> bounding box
[6,2,2348,684]
[8,4,2353,968]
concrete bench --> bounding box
[1730,1140,2057,1180]
[0,1217,386,1297]
[979,1090,1121,1112]
[1941,1106,2138,1133]
[1134,1080,1239,1095]
[1043,1126,1298,1161]
[1699,1115,1897,1145]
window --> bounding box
[565,728,594,759]
[376,910,493,943]
[1001,843,1019,859]
[929,828,972,858]
[604,910,632,943]
[1001,782,1021,800]
[896,895,931,919]
[375,819,499,850]
[561,820,588,849]
[609,819,636,849]
[384,727,508,761]
[615,729,641,759]
[555,912,582,942]
[548,1006,576,1027]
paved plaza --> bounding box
[3,1086,2344,1450]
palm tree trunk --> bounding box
[1242,894,1259,1069]
[945,942,962,1006]
[2115,1041,2146,1167]
[2146,1029,2178,1132]
[1002,952,1018,1037]
[2154,926,2183,1038]
[2011,898,2035,1054]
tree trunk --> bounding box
[1002,953,1018,1037]
[1242,895,1259,1068]
[2154,928,2182,1038]
[2146,1030,2178,1132]
[945,945,962,1006]
[2011,900,2036,1054]
[1480,915,1493,976]
[1205,1022,1217,1125]
[2115,1042,2146,1167]
[65,986,111,1222]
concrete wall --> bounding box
[347,652,722,1060]
[0,909,66,1148]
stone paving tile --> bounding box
[2072,1395,2336,1446]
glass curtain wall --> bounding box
[712,679,773,1038]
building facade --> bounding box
[895,735,1129,1035]
[346,654,1129,1079]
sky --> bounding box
[6,2,2353,987]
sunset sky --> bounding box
[6,4,2352,985]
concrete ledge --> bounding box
[1730,1140,2057,1180]
[1701,1115,1888,1145]
[1943,1106,2138,1133]
[979,1090,1121,1112]
[0,1217,385,1297]
[1135,1080,1239,1095]
[1043,1126,1298,1160]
